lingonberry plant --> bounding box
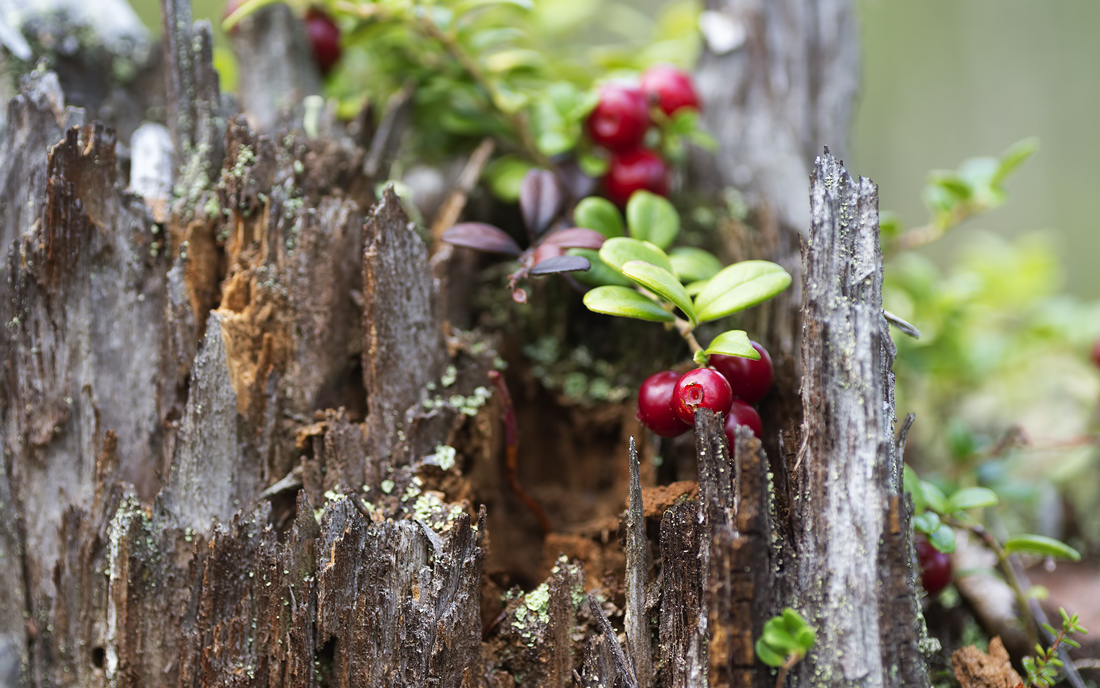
[1022,608,1088,688]
[710,341,773,403]
[636,371,690,438]
[756,609,816,688]
[914,534,953,597]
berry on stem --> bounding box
[637,371,691,438]
[915,535,954,596]
[304,8,342,76]
[710,341,773,403]
[723,400,762,443]
[604,149,669,207]
[641,64,701,117]
[673,368,733,425]
[587,85,650,151]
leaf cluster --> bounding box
[1023,608,1088,688]
[578,192,790,362]
[755,608,816,668]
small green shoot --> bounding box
[756,608,816,688]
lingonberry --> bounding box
[637,371,691,438]
[1092,337,1100,368]
[673,368,733,425]
[723,400,762,443]
[915,535,953,597]
[304,8,342,76]
[709,342,773,404]
[604,149,669,207]
[641,64,701,117]
[587,85,650,151]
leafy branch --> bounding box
[756,608,816,688]
[1020,608,1088,688]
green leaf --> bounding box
[703,330,758,361]
[928,171,973,201]
[567,249,633,287]
[945,487,999,513]
[1003,535,1081,562]
[755,639,786,668]
[795,626,816,650]
[992,137,1039,187]
[456,0,534,11]
[929,524,957,554]
[904,465,925,513]
[693,261,792,323]
[781,608,809,633]
[912,511,940,536]
[536,130,574,157]
[578,150,609,177]
[583,286,674,322]
[626,191,680,249]
[920,481,948,514]
[762,626,802,654]
[599,237,674,275]
[670,247,723,283]
[684,279,709,297]
[574,197,624,238]
[621,260,696,324]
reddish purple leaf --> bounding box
[529,254,591,276]
[442,223,522,255]
[540,227,606,250]
[531,244,564,266]
[519,169,564,237]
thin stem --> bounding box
[674,316,703,354]
[774,653,801,688]
[946,517,1040,647]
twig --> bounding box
[489,371,552,536]
[430,137,495,249]
[774,653,801,688]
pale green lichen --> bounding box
[426,444,457,471]
[441,364,457,388]
[381,480,395,494]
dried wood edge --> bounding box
[624,435,653,687]
[586,594,640,688]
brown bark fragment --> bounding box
[952,637,1024,688]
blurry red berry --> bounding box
[1092,338,1100,368]
[604,149,668,207]
[587,85,650,151]
[709,342,773,404]
[673,368,733,425]
[641,64,701,117]
[637,371,691,438]
[723,400,762,443]
[915,535,954,597]
[304,8,341,76]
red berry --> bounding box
[604,149,669,207]
[1092,338,1100,368]
[709,342,773,404]
[723,400,762,443]
[641,65,701,117]
[304,8,341,76]
[673,368,733,425]
[587,85,650,151]
[637,371,691,438]
[915,535,954,597]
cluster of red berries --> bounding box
[586,66,701,206]
[637,342,772,448]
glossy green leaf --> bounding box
[484,155,535,202]
[945,487,999,513]
[762,626,801,654]
[621,260,696,323]
[928,171,972,200]
[795,627,816,649]
[626,191,679,249]
[693,261,792,322]
[599,237,673,275]
[583,286,674,322]
[929,524,957,554]
[670,247,723,283]
[920,481,948,514]
[904,464,925,513]
[755,639,786,668]
[568,249,633,287]
[703,330,758,360]
[1003,535,1081,562]
[912,511,940,536]
[574,197,623,238]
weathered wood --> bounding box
[657,497,703,688]
[576,595,639,688]
[788,150,928,688]
[624,437,653,688]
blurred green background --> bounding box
[130,0,1100,298]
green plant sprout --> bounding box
[883,137,1039,255]
[579,191,791,365]
[904,466,1081,647]
[1022,607,1087,688]
[756,608,816,688]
